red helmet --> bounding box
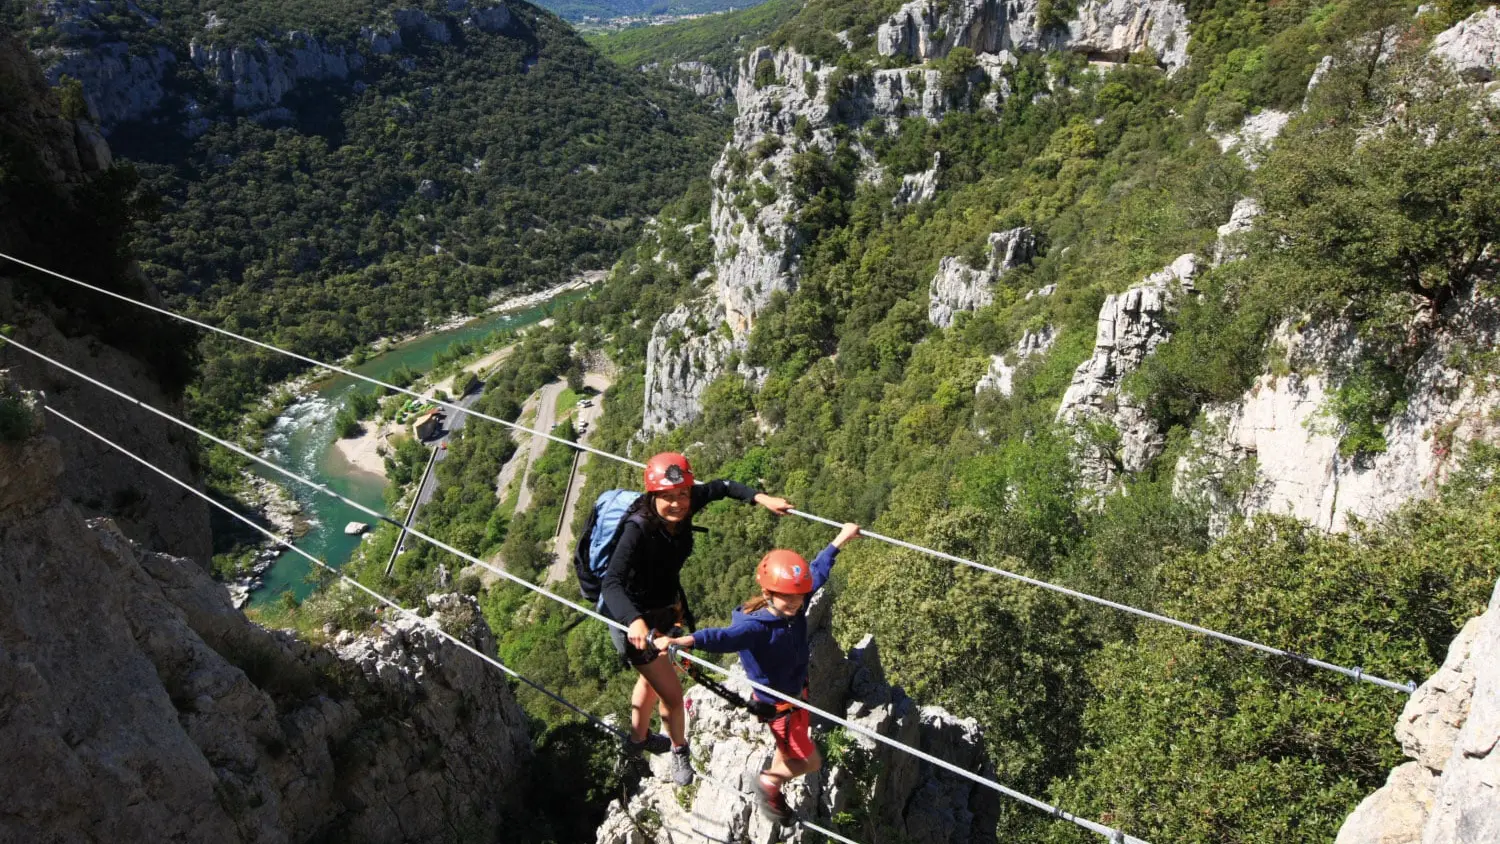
[644,452,694,493]
[756,549,812,594]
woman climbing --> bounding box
[601,451,792,786]
[654,522,862,821]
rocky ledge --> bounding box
[595,589,998,844]
[1337,578,1500,844]
[0,403,532,842]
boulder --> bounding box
[1432,6,1500,83]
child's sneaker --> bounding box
[669,744,695,786]
[756,775,792,821]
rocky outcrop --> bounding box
[894,152,942,207]
[1176,291,1500,533]
[1432,6,1500,83]
[1057,253,1197,491]
[643,299,739,433]
[877,0,1191,73]
[595,590,998,844]
[0,412,532,842]
[1212,197,1261,266]
[1336,578,1500,844]
[657,61,733,107]
[1215,108,1291,163]
[976,325,1057,396]
[928,227,1036,328]
[929,258,995,329]
[38,41,175,127]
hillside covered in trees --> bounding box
[320,0,1500,841]
[7,0,728,431]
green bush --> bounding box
[0,395,36,442]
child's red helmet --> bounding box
[644,452,694,493]
[756,549,813,594]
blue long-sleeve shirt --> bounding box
[691,543,839,703]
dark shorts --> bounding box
[609,605,682,667]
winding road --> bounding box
[547,372,611,584]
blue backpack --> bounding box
[573,489,643,604]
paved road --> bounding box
[513,380,567,515]
[385,390,482,575]
[547,373,611,584]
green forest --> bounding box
[283,0,1500,841]
[4,0,728,434]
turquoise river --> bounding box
[250,289,585,605]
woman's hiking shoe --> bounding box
[756,776,792,821]
[625,733,672,755]
[669,744,695,786]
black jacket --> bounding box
[600,479,758,625]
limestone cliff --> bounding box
[29,1,516,134]
[877,0,1191,73]
[0,393,533,842]
[0,33,208,560]
[1177,291,1500,533]
[642,39,1016,429]
[594,590,998,844]
[928,227,1036,328]
[1336,578,1500,844]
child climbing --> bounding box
[655,522,861,821]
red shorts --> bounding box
[767,706,816,762]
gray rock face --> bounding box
[0,426,532,843]
[894,152,942,207]
[643,40,1019,429]
[928,227,1036,328]
[39,41,174,127]
[661,61,733,107]
[1336,579,1500,844]
[643,299,739,434]
[595,590,997,844]
[1432,7,1500,83]
[1058,253,1197,491]
[976,325,1057,396]
[929,257,995,328]
[190,32,363,113]
[1215,108,1291,164]
[1176,290,1500,533]
[1213,197,1261,265]
[34,2,512,132]
[878,0,1190,73]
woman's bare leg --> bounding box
[629,672,660,741]
[635,656,687,746]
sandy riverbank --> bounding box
[331,421,395,479]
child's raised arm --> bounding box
[832,522,861,549]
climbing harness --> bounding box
[664,641,781,721]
